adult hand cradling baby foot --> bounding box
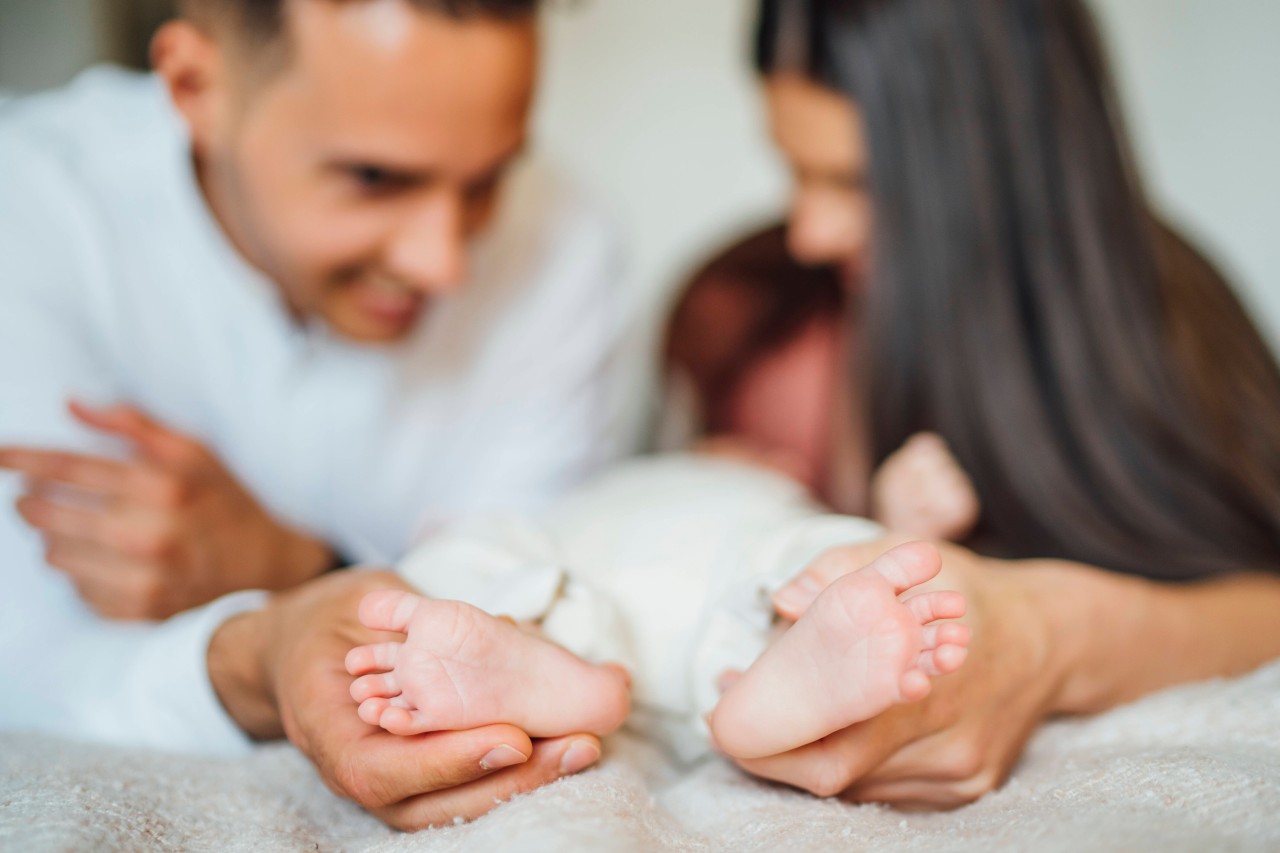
[725,538,1066,805]
[208,570,619,830]
[709,542,970,760]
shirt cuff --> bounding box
[122,589,271,757]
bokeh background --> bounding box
[2,0,1276,347]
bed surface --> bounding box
[3,660,1278,852]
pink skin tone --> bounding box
[346,591,630,738]
[710,541,969,759]
[701,306,981,542]
[707,426,983,543]
[871,433,981,543]
[346,542,968,760]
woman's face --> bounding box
[765,74,872,286]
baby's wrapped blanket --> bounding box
[3,659,1278,851]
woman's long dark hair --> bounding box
[756,0,1280,579]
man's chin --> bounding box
[326,308,426,345]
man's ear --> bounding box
[151,20,231,155]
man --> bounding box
[0,0,632,828]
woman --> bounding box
[668,0,1280,806]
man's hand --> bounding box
[210,570,612,830]
[727,539,1067,808]
[0,401,333,620]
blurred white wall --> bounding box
[536,0,1280,345]
[534,0,788,325]
[1092,0,1280,347]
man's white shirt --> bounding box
[0,68,633,755]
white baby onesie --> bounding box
[397,454,882,761]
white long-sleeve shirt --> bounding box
[0,68,634,755]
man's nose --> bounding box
[383,192,469,295]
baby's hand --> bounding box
[871,433,980,542]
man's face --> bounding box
[184,1,536,343]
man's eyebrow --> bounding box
[326,158,432,182]
[326,141,530,184]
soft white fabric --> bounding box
[3,660,1278,851]
[399,455,883,761]
[0,67,631,755]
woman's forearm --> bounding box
[1027,560,1280,715]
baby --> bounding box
[344,439,976,764]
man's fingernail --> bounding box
[480,744,528,771]
[558,741,601,776]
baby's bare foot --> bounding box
[345,591,630,738]
[871,433,980,541]
[709,542,969,760]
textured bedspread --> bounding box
[3,661,1279,852]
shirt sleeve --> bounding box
[0,132,265,755]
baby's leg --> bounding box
[346,590,630,738]
[709,542,968,760]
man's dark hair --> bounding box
[183,0,540,46]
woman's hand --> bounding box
[730,539,1072,808]
[209,570,612,830]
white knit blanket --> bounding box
[3,660,1279,852]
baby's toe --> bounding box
[917,644,968,677]
[899,668,932,702]
[357,697,393,727]
[922,623,971,651]
[601,662,633,691]
[904,590,967,625]
[379,706,434,736]
[864,542,943,594]
[351,672,400,703]
[345,642,401,676]
[357,589,425,634]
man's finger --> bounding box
[51,548,168,621]
[65,574,163,621]
[70,401,209,472]
[10,456,190,509]
[842,780,961,810]
[843,774,998,810]
[0,449,133,497]
[68,400,165,444]
[378,735,602,831]
[335,723,536,808]
[16,493,113,544]
[18,492,176,560]
[43,534,147,580]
